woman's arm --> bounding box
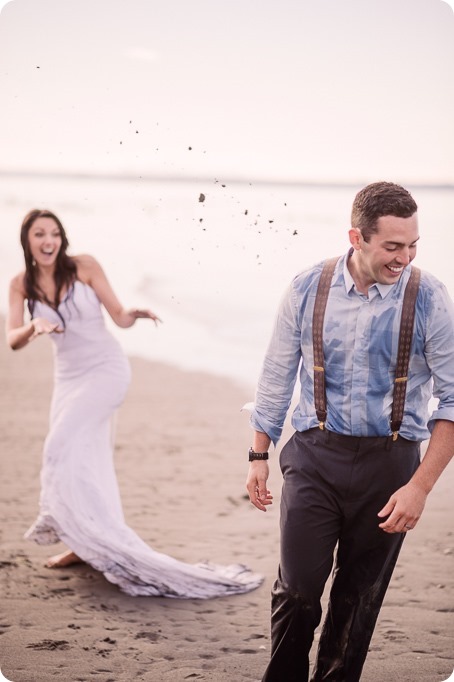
[6,275,62,350]
[76,255,161,328]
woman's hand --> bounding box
[31,317,64,338]
[127,309,162,326]
[7,316,63,350]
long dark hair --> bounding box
[20,209,78,320]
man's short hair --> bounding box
[351,182,418,242]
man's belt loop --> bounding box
[312,257,340,430]
[390,266,421,438]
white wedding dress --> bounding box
[25,281,262,598]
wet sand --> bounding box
[0,324,453,681]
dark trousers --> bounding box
[262,428,421,682]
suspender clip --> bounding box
[392,431,399,441]
[319,421,325,431]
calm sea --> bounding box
[1,174,453,390]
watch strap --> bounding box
[249,448,269,461]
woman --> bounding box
[6,209,262,598]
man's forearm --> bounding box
[252,431,272,453]
[411,419,454,494]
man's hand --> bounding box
[246,461,273,512]
[377,481,428,533]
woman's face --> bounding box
[28,216,63,268]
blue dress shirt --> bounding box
[251,251,454,445]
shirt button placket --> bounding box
[351,297,370,435]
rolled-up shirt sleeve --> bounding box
[425,282,454,431]
[250,280,302,446]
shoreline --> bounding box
[1,169,453,190]
[0,323,453,681]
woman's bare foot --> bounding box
[45,550,83,568]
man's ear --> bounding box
[349,227,362,251]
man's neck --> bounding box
[346,251,371,295]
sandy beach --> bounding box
[0,322,453,682]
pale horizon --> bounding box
[0,167,453,189]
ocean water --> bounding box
[1,175,453,390]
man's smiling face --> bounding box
[350,214,419,290]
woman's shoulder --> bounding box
[9,271,26,297]
[72,253,99,268]
[72,254,102,281]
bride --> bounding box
[6,208,262,598]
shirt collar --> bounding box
[341,249,401,299]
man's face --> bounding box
[350,214,419,288]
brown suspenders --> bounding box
[312,257,339,431]
[312,257,421,439]
[389,265,421,438]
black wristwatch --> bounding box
[249,447,269,461]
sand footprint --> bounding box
[382,629,408,642]
[245,633,266,641]
[220,646,260,655]
[26,639,70,650]
[49,587,75,596]
[135,630,166,642]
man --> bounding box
[246,182,454,681]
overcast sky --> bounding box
[1,0,453,184]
